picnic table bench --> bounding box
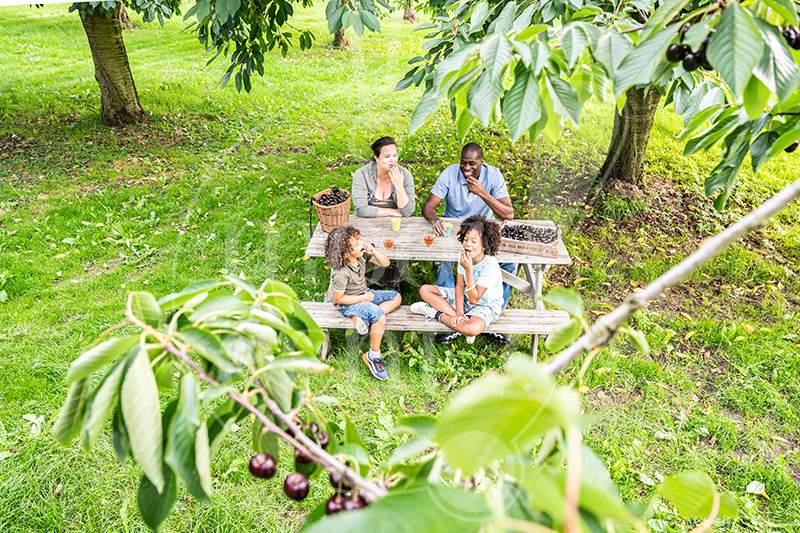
[303,216,572,360]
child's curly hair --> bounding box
[324,226,361,269]
[457,215,500,255]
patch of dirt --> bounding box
[256,145,309,156]
[325,156,371,170]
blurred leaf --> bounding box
[81,358,126,450]
[52,378,90,445]
[131,291,165,326]
[137,463,177,531]
[657,472,738,518]
[706,2,763,95]
[387,437,433,466]
[436,357,579,474]
[181,327,240,375]
[393,415,437,438]
[121,348,164,493]
[301,484,488,533]
[66,335,139,383]
[545,318,582,352]
[543,287,583,318]
[157,280,226,310]
[165,374,210,502]
[264,355,330,373]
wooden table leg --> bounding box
[531,334,539,363]
[321,330,330,360]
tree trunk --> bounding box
[119,5,134,30]
[81,5,144,126]
[598,86,662,189]
[333,28,349,48]
[403,1,418,23]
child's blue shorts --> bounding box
[338,289,399,326]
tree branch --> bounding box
[543,177,800,376]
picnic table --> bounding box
[305,216,572,309]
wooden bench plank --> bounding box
[300,302,568,335]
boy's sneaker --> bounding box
[362,352,388,381]
[353,316,369,336]
[436,331,462,344]
[410,302,438,319]
[484,332,511,344]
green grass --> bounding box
[0,3,799,532]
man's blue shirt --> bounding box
[430,163,510,219]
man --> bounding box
[421,143,516,344]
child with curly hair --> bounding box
[411,215,506,344]
[324,225,401,380]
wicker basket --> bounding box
[312,188,351,232]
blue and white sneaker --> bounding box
[410,302,438,319]
[362,352,388,381]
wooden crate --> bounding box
[498,221,560,258]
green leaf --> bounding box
[763,0,798,26]
[261,368,295,412]
[614,27,677,98]
[624,327,650,354]
[743,76,771,120]
[706,2,763,95]
[112,407,130,463]
[543,287,583,318]
[187,294,246,323]
[591,62,609,102]
[336,443,371,476]
[545,318,582,352]
[751,130,779,173]
[657,472,738,518]
[433,44,479,92]
[131,291,165,327]
[569,63,593,104]
[546,74,581,126]
[468,70,499,126]
[122,348,164,493]
[529,40,551,76]
[769,121,800,156]
[66,335,139,383]
[468,1,490,34]
[207,401,243,459]
[157,280,226,311]
[387,437,432,466]
[503,68,542,143]
[180,327,240,375]
[592,33,630,79]
[81,358,126,450]
[195,421,212,500]
[676,105,727,142]
[165,374,210,502]
[513,3,537,33]
[436,357,579,474]
[263,355,331,373]
[352,10,365,37]
[480,34,513,83]
[137,464,178,532]
[682,20,711,54]
[641,0,692,41]
[342,409,366,449]
[488,2,516,34]
[457,109,476,140]
[410,88,443,134]
[302,484,489,533]
[234,322,279,347]
[249,308,315,354]
[683,114,738,156]
[393,415,437,438]
[561,24,588,69]
[753,19,800,102]
[52,378,90,445]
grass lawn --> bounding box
[0,3,799,532]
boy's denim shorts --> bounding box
[338,289,399,325]
[436,286,499,327]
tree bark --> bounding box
[333,28,349,48]
[598,86,662,189]
[81,5,144,126]
[119,5,134,30]
[403,0,418,23]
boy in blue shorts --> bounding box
[325,225,401,380]
[411,215,504,344]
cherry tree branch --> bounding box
[543,177,800,376]
[161,343,387,502]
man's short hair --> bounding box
[461,142,483,159]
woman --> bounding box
[352,137,415,218]
[351,137,416,289]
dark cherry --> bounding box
[682,53,700,72]
[785,140,799,153]
[295,449,313,464]
[666,44,687,62]
[317,430,330,449]
[784,27,797,47]
[698,36,710,53]
[248,453,277,479]
[325,494,344,515]
[284,472,310,501]
[308,422,319,435]
[329,470,356,493]
[342,494,367,511]
[791,28,800,50]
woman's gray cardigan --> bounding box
[351,161,416,218]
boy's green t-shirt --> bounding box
[330,254,373,296]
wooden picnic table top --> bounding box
[305,216,572,265]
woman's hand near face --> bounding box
[388,164,404,189]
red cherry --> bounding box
[342,494,367,511]
[248,453,277,479]
[325,494,344,515]
[284,473,310,501]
